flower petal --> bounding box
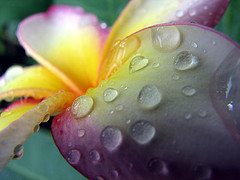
[0,65,71,101]
[0,91,76,171]
[17,5,109,94]
[53,24,240,179]
[102,0,230,59]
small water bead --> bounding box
[130,120,156,144]
[184,112,192,120]
[193,164,212,179]
[110,170,119,178]
[72,96,94,118]
[109,110,115,115]
[33,124,40,133]
[37,102,49,113]
[1,111,12,118]
[129,55,149,73]
[203,5,208,10]
[151,26,181,52]
[188,9,197,16]
[227,102,234,111]
[212,40,216,46]
[148,158,168,175]
[126,120,131,124]
[152,63,160,68]
[198,110,207,118]
[115,104,124,112]
[103,88,118,102]
[182,86,197,96]
[12,144,23,160]
[67,149,81,164]
[138,85,162,110]
[42,114,50,122]
[192,42,198,48]
[89,150,101,162]
[174,51,199,71]
[94,176,105,180]
[77,129,86,137]
[176,10,184,17]
[172,74,180,80]
[101,126,122,151]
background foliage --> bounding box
[0,0,239,179]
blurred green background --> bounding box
[0,0,239,179]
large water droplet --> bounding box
[137,84,162,110]
[101,126,122,151]
[182,86,197,96]
[174,51,199,71]
[12,144,24,160]
[103,88,118,102]
[72,96,94,118]
[193,164,212,179]
[130,121,156,144]
[89,149,101,162]
[4,65,23,83]
[148,158,168,175]
[152,26,181,52]
[129,55,149,73]
[210,50,240,143]
[67,149,81,164]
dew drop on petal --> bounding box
[101,126,122,151]
[67,149,81,164]
[174,51,199,71]
[110,169,119,178]
[37,102,49,113]
[4,65,23,83]
[176,10,184,17]
[42,114,50,122]
[192,42,198,48]
[184,112,192,120]
[12,144,24,160]
[148,158,168,175]
[129,55,149,73]
[137,84,162,110]
[193,164,212,179]
[72,96,94,118]
[152,63,160,68]
[115,104,124,112]
[182,86,197,96]
[94,176,105,180]
[198,110,207,118]
[33,124,40,133]
[130,121,156,144]
[152,26,181,52]
[103,88,118,102]
[77,129,86,137]
[89,149,101,162]
[172,74,180,80]
[188,9,197,16]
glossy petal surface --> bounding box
[53,24,240,179]
[17,5,109,94]
[0,91,77,171]
[0,65,71,101]
[103,0,230,59]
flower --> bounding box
[1,0,240,179]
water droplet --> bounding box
[137,84,162,110]
[212,40,216,46]
[227,102,234,111]
[198,110,207,118]
[176,10,184,17]
[37,102,49,113]
[148,158,168,175]
[110,169,119,178]
[4,96,14,102]
[77,129,86,137]
[126,119,131,124]
[89,150,101,162]
[101,126,122,151]
[67,149,81,164]
[109,110,115,115]
[203,5,208,10]
[42,114,50,122]
[115,104,124,111]
[192,42,198,48]
[4,65,23,83]
[152,63,160,68]
[1,111,12,118]
[188,9,197,16]
[184,112,192,120]
[152,26,181,52]
[94,176,104,180]
[12,144,23,160]
[33,124,40,133]
[172,74,180,80]
[174,51,199,71]
[100,22,107,29]
[130,120,156,144]
[182,86,197,96]
[129,55,149,73]
[103,88,118,102]
[72,96,94,118]
[193,164,212,179]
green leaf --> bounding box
[54,0,128,25]
[0,129,87,180]
[216,0,240,44]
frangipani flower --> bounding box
[1,0,240,179]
